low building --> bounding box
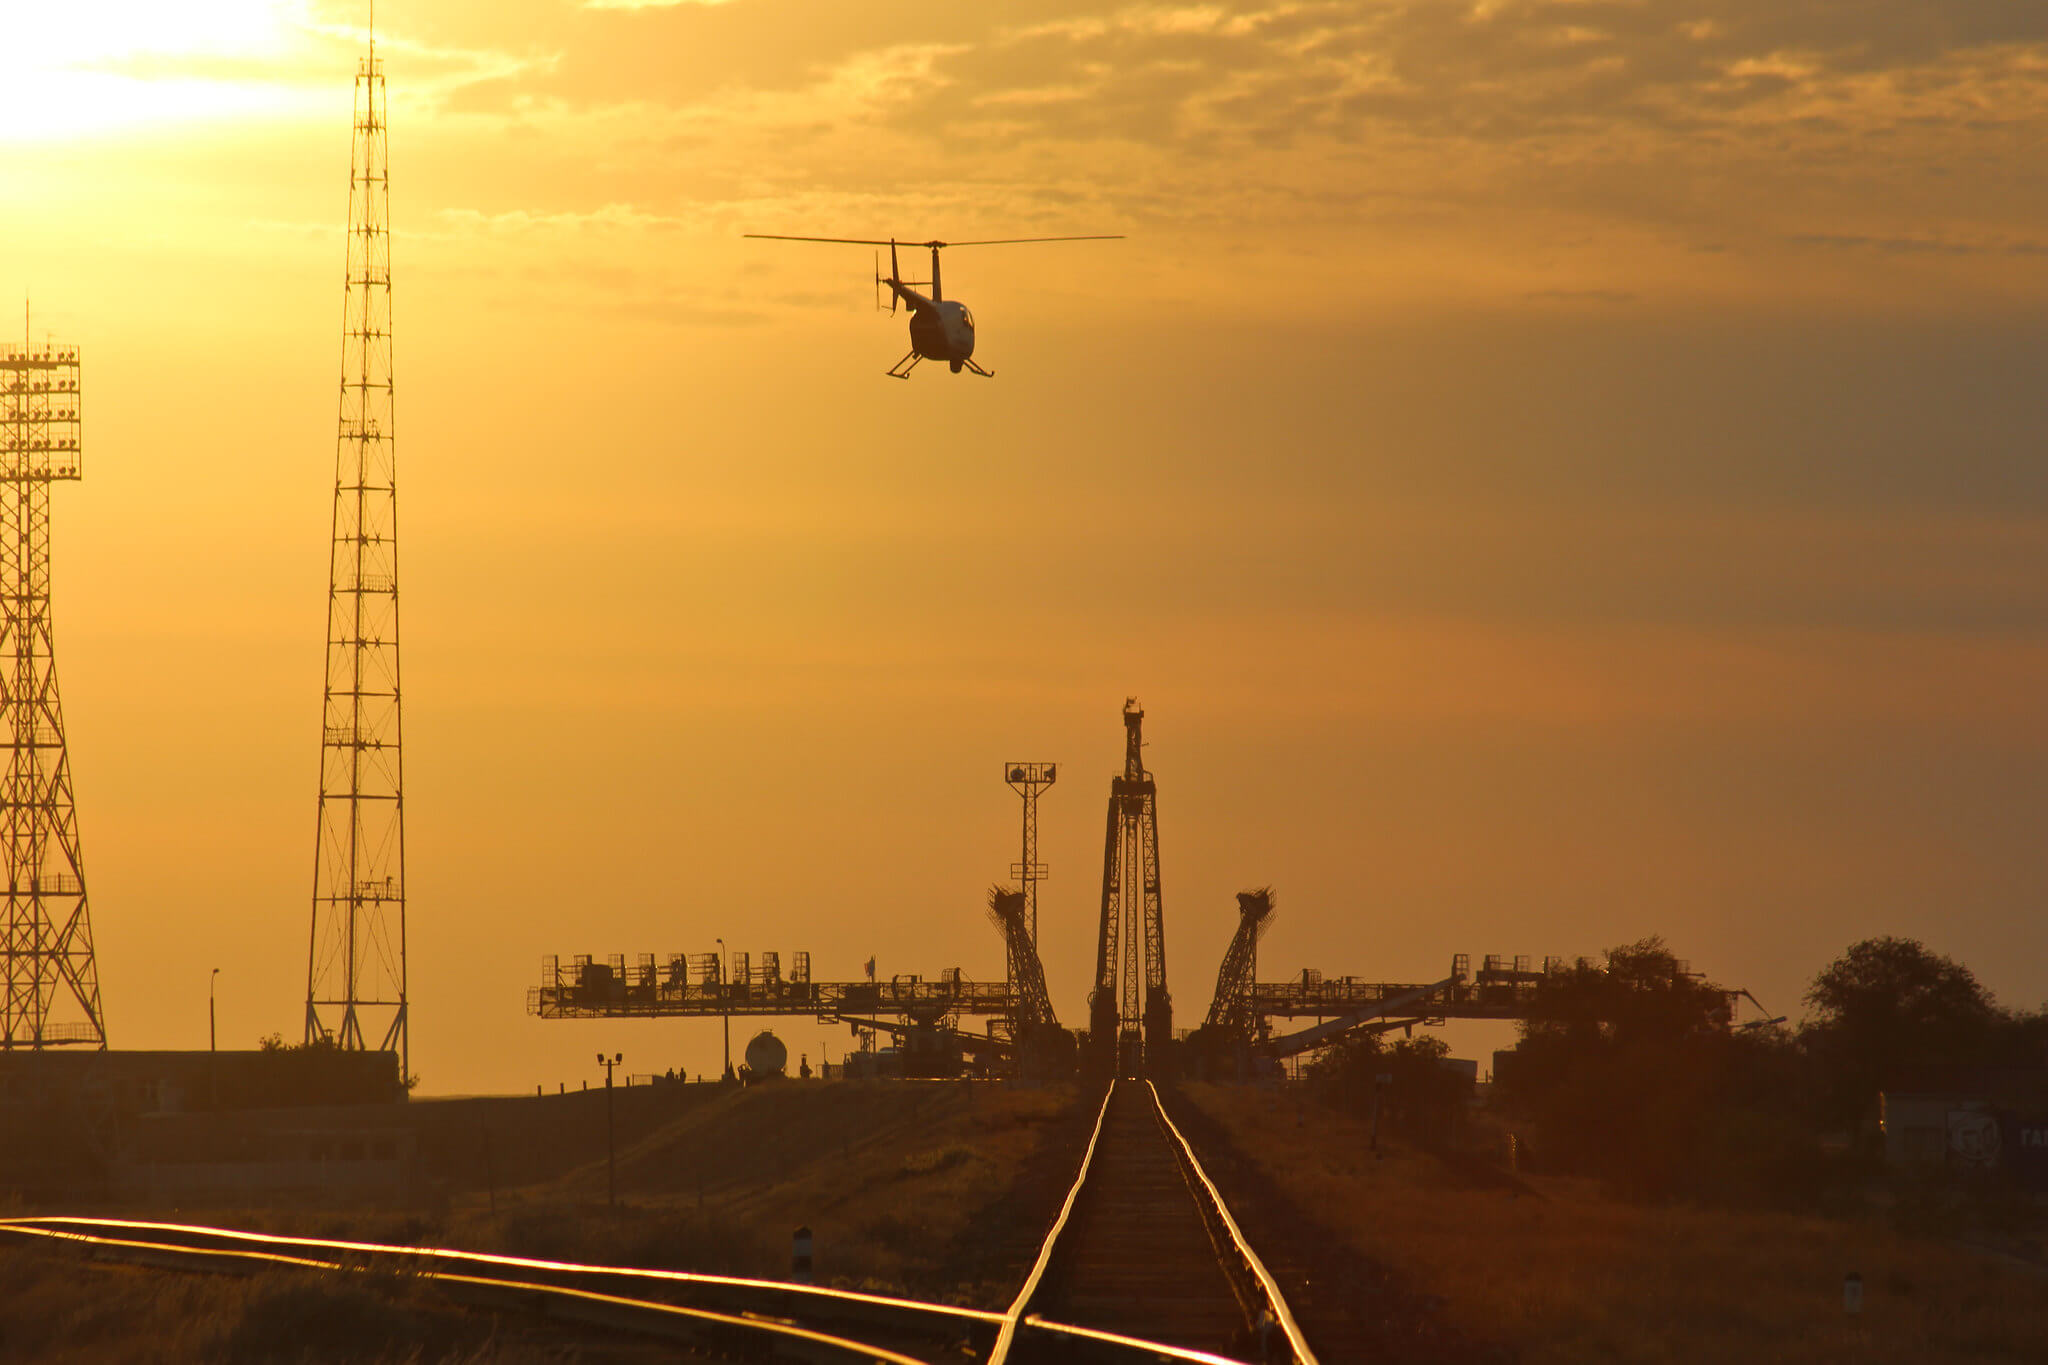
[1879,1068,2048,1187]
[0,1048,404,1200]
[116,1105,419,1205]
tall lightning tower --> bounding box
[0,317,104,1049]
[307,19,408,1075]
[1088,698,1169,1077]
[1004,761,1056,943]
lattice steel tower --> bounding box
[307,25,408,1074]
[1004,761,1056,943]
[1088,698,1170,1077]
[0,318,104,1049]
[1202,887,1275,1038]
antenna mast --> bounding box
[307,20,408,1075]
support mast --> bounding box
[1089,698,1170,1077]
[0,314,103,1049]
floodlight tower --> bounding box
[1004,761,1056,943]
[0,316,105,1049]
[307,20,409,1076]
[1088,699,1169,1077]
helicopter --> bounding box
[743,233,1122,378]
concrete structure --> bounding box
[0,1048,403,1199]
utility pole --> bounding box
[715,937,732,1081]
[210,966,221,1110]
[598,1051,622,1208]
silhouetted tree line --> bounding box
[1305,935,2047,1208]
[246,1032,412,1108]
[1305,1032,1471,1149]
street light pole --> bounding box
[715,937,732,1082]
[210,967,221,1111]
[598,1051,622,1209]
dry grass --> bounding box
[2,1079,1085,1361]
[1184,1084,2048,1364]
[0,1252,610,1364]
[292,1078,1078,1301]
[535,1077,1074,1301]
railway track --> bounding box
[0,1080,1313,1364]
[0,1198,1271,1363]
[993,1079,1318,1365]
[0,1215,969,1362]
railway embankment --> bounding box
[1181,1083,2048,1365]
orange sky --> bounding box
[7,1,2048,1092]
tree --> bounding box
[1305,1030,1471,1147]
[1512,936,1732,1054]
[1802,937,2001,1124]
[1494,938,1818,1202]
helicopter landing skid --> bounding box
[886,352,995,379]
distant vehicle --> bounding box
[743,233,1122,378]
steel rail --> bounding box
[4,1219,983,1358]
[0,1219,925,1364]
[0,1213,1245,1363]
[988,1081,1319,1365]
[1146,1081,1319,1365]
[0,1215,996,1336]
[987,1081,1117,1364]
[1008,1317,1256,1365]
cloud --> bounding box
[879,1,2048,149]
[1789,232,2048,256]
[1524,288,1638,303]
[279,2,2048,316]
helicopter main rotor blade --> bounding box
[744,234,906,246]
[932,235,1125,247]
[745,233,1125,249]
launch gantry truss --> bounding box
[529,950,1026,1064]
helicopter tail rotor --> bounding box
[874,249,902,314]
[873,245,900,314]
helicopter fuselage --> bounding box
[892,285,975,365]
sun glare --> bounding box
[0,0,325,141]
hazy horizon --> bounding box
[7,0,2047,1093]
